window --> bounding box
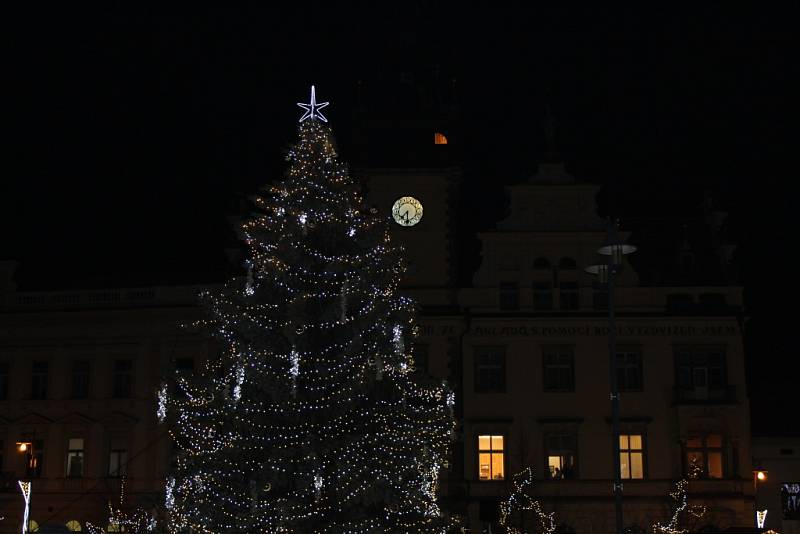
[620,434,645,479]
[592,281,608,310]
[685,434,724,478]
[0,440,3,472]
[66,520,82,531]
[533,257,551,270]
[499,282,519,310]
[66,438,85,478]
[71,360,90,399]
[0,361,9,400]
[108,448,127,478]
[412,344,429,374]
[107,523,124,532]
[478,435,505,480]
[675,347,727,400]
[26,440,44,478]
[545,434,577,479]
[533,282,554,310]
[616,351,643,391]
[28,520,39,533]
[543,347,574,392]
[434,132,448,145]
[559,281,579,310]
[474,347,506,393]
[558,257,577,270]
[31,361,49,399]
[113,360,132,398]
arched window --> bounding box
[434,132,448,145]
[66,520,82,531]
[533,258,551,270]
[558,257,577,270]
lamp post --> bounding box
[753,468,768,529]
[586,220,636,534]
[16,438,35,534]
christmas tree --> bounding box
[161,87,457,533]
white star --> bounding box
[297,85,329,123]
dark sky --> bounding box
[4,5,797,430]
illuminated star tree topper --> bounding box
[296,85,329,123]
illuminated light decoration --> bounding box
[245,264,255,296]
[18,480,31,534]
[86,477,157,533]
[757,510,768,529]
[165,477,175,511]
[163,111,456,532]
[499,468,556,534]
[296,85,329,123]
[233,364,245,403]
[651,471,708,534]
[156,382,168,423]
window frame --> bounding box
[70,359,91,400]
[66,437,85,478]
[684,434,725,479]
[616,348,644,392]
[542,346,575,392]
[499,282,520,310]
[544,432,578,480]
[108,448,128,478]
[0,360,9,400]
[474,346,507,394]
[477,434,506,482]
[31,361,49,400]
[558,281,579,310]
[674,346,728,390]
[619,433,646,480]
[533,281,554,310]
[112,359,133,399]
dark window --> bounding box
[499,282,519,310]
[0,440,3,471]
[675,347,727,394]
[559,282,579,310]
[25,440,44,478]
[66,438,84,478]
[543,348,574,392]
[31,361,48,399]
[616,351,643,391]
[533,282,554,310]
[558,257,577,270]
[474,347,506,393]
[667,293,694,312]
[685,435,724,478]
[533,257,551,270]
[71,360,90,399]
[0,361,8,400]
[412,344,429,374]
[545,434,577,479]
[698,293,727,307]
[113,360,132,398]
[593,281,608,310]
[108,449,128,477]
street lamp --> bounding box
[16,438,35,534]
[753,468,768,529]
[586,220,636,534]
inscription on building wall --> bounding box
[469,324,739,337]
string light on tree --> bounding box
[162,86,457,532]
[499,468,556,534]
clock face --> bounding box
[392,196,423,227]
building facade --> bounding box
[1,149,753,532]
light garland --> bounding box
[164,95,457,532]
[499,468,556,534]
[651,466,708,534]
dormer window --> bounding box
[434,132,448,145]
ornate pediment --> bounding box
[14,412,54,425]
[54,412,96,425]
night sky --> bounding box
[5,5,797,432]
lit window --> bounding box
[478,435,505,480]
[685,434,724,478]
[66,520,82,531]
[434,132,448,145]
[29,520,39,532]
[66,438,85,478]
[620,434,645,479]
[545,434,577,479]
[107,523,125,532]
